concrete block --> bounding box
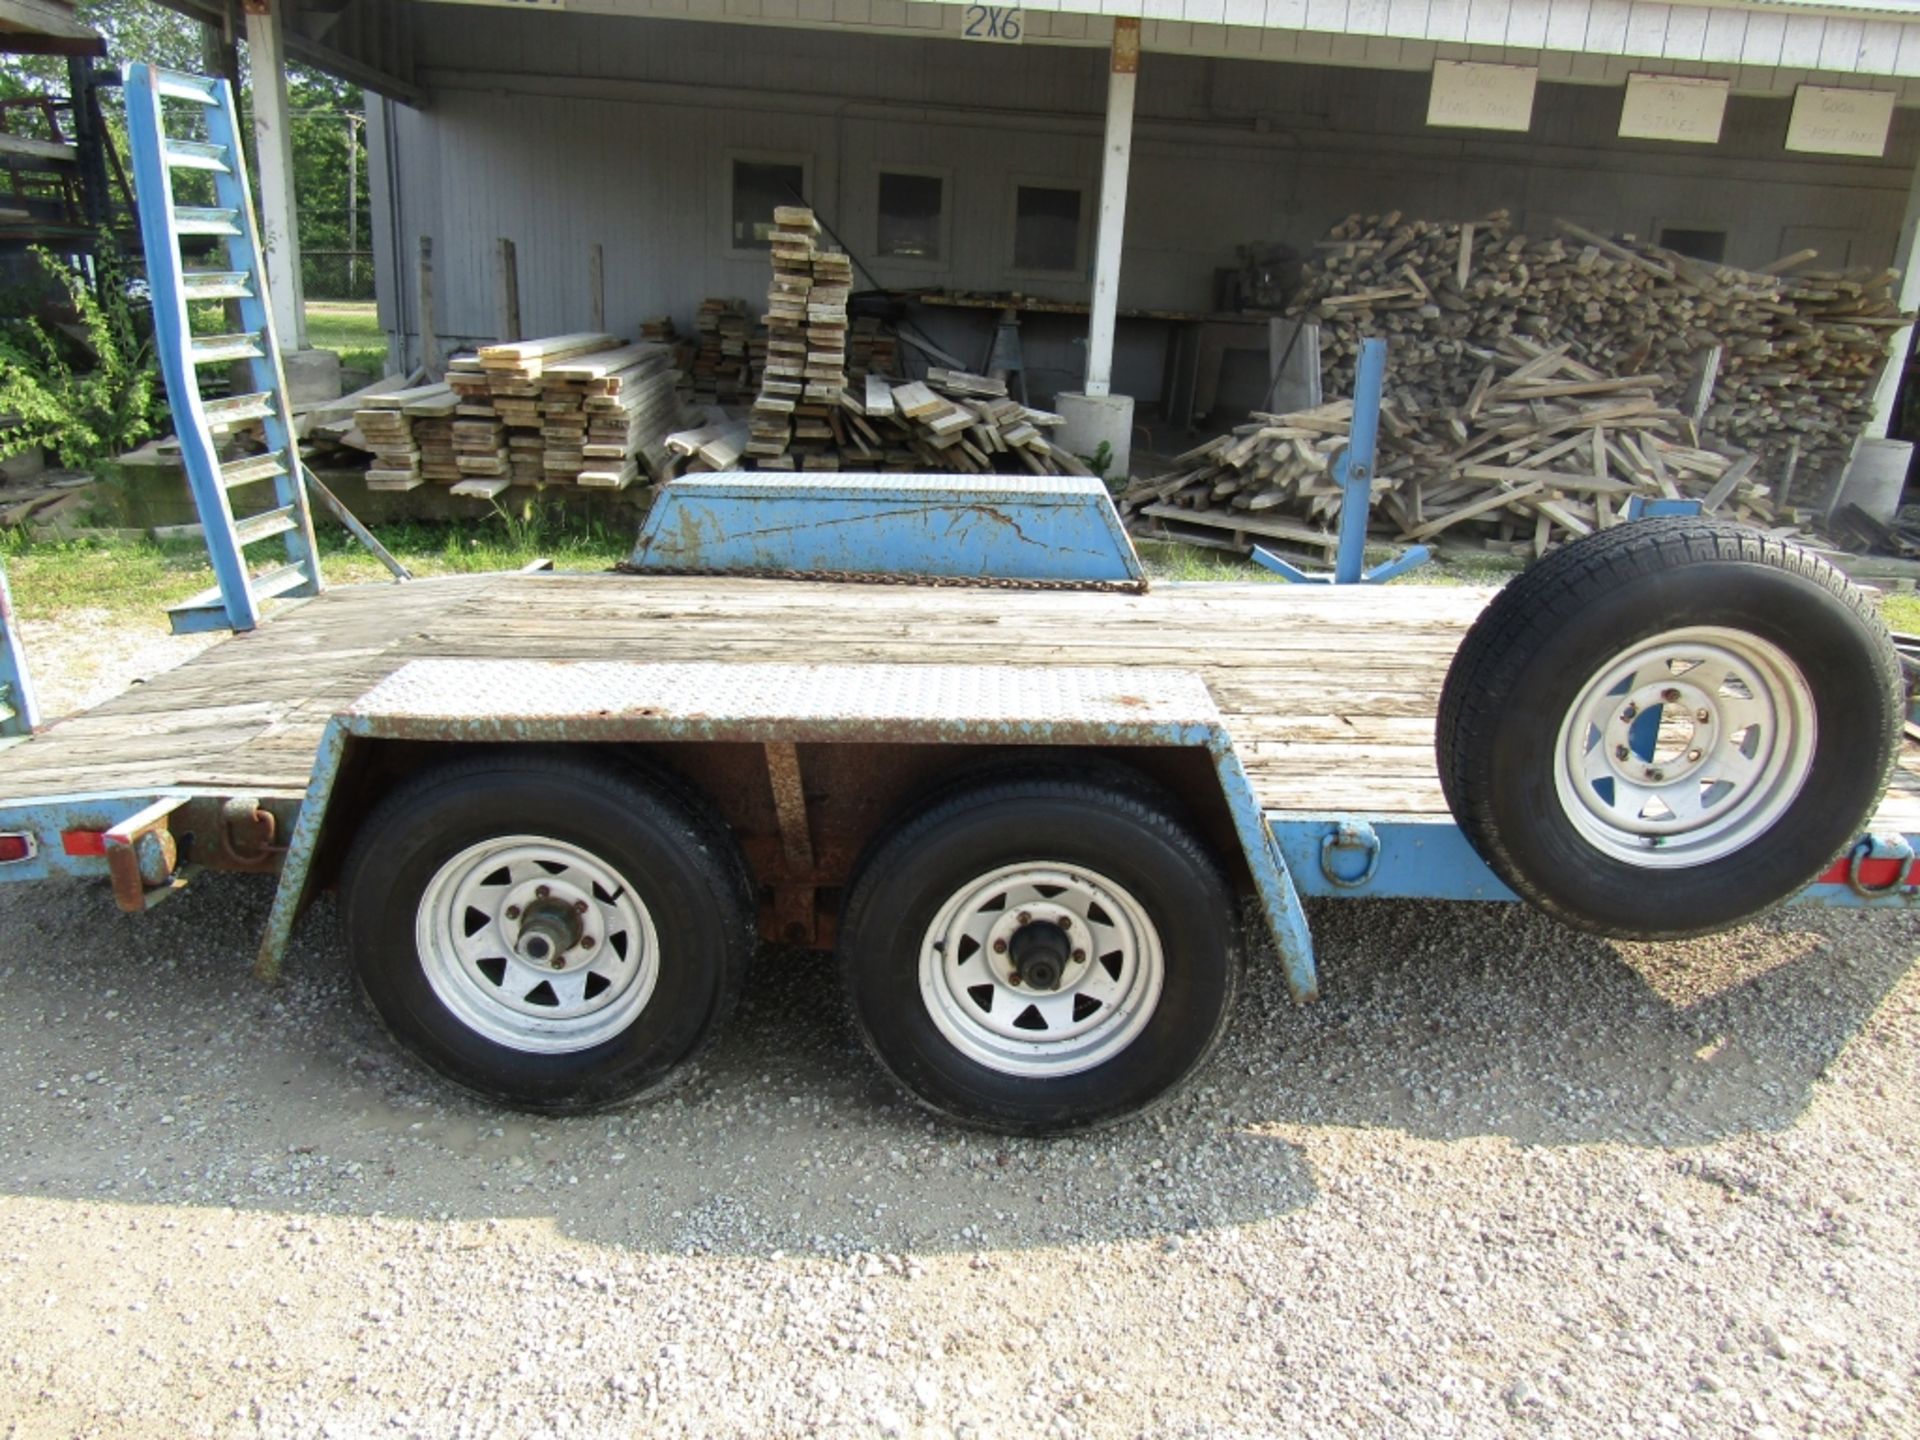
[1055,391,1135,481]
[280,347,343,405]
[1,445,46,483]
[1839,437,1912,525]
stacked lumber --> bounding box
[690,300,759,404]
[848,316,898,386]
[839,370,1093,477]
[1295,210,1910,485]
[353,382,457,492]
[545,342,683,489]
[1123,339,1782,559]
[362,333,687,497]
[745,208,855,471]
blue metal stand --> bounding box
[0,559,40,740]
[1253,338,1430,586]
[124,64,323,634]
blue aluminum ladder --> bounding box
[123,63,322,634]
[0,559,39,743]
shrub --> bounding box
[0,244,167,469]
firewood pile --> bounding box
[1296,209,1909,484]
[1123,338,1780,560]
[353,332,689,496]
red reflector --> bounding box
[0,834,31,863]
[61,830,106,858]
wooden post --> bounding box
[1084,18,1138,399]
[496,237,521,343]
[589,243,605,333]
[241,0,307,351]
[1868,152,1920,437]
[417,235,440,379]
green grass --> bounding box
[0,504,632,623]
[1879,591,1920,636]
[304,301,388,379]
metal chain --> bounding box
[613,563,1147,594]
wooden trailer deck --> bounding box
[3,573,1918,834]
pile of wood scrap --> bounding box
[357,332,689,497]
[746,207,856,471]
[1296,210,1910,486]
[1123,339,1785,560]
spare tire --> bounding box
[1437,518,1902,939]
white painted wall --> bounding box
[369,9,1920,406]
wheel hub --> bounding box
[1007,918,1072,990]
[416,836,659,1055]
[1554,626,1817,868]
[919,864,1164,1079]
[514,896,585,970]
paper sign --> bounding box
[1427,61,1538,133]
[1786,86,1895,158]
[1619,74,1729,144]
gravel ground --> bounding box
[2,628,1918,1438]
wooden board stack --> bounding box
[1123,338,1786,561]
[353,382,458,491]
[1294,210,1910,487]
[690,300,758,405]
[540,341,683,490]
[745,207,855,471]
[361,333,687,497]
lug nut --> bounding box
[992,938,1007,954]
[1647,768,1665,782]
[574,899,588,914]
[582,936,595,949]
[1058,917,1071,931]
[1016,911,1031,925]
[536,885,551,898]
[1622,703,1637,720]
[1073,949,1086,963]
[549,957,565,970]
[505,905,521,920]
[1614,744,1630,761]
[1687,749,1702,762]
[1662,687,1681,702]
[1696,708,1711,723]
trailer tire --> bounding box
[341,749,754,1113]
[838,772,1239,1135]
[1437,518,1902,939]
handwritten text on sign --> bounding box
[1619,74,1728,145]
[960,5,1023,43]
[1786,86,1895,158]
[1427,61,1537,133]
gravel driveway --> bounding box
[1,625,1917,1438]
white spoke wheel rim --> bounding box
[416,835,660,1055]
[1553,625,1817,868]
[917,862,1164,1078]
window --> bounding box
[1013,184,1083,273]
[877,171,945,261]
[1659,227,1727,263]
[731,158,806,250]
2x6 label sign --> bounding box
[961,5,1023,43]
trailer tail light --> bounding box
[60,830,105,858]
[0,833,37,864]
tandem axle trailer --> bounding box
[0,514,1911,1131]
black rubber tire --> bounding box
[1437,518,1902,939]
[837,769,1240,1135]
[339,748,755,1113]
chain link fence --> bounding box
[302,250,376,302]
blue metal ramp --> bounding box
[627,474,1147,589]
[0,559,39,742]
[124,64,323,634]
